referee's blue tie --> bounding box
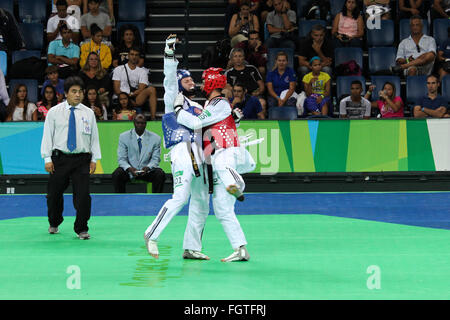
[67,106,76,152]
[138,137,142,154]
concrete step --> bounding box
[146,40,217,55]
[145,26,225,41]
[148,0,227,14]
[147,13,225,28]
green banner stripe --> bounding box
[314,121,350,172]
[406,120,436,171]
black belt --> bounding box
[53,150,90,158]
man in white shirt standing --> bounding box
[112,46,158,120]
[41,76,101,240]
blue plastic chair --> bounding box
[336,76,366,99]
[19,23,44,50]
[296,0,311,19]
[264,22,269,41]
[368,47,396,74]
[298,20,327,39]
[330,0,346,17]
[266,48,295,71]
[433,19,450,47]
[8,79,39,103]
[11,50,41,64]
[406,75,428,107]
[118,0,146,21]
[399,19,429,41]
[369,76,401,102]
[441,75,450,107]
[18,0,47,23]
[268,106,298,120]
[334,47,363,70]
[0,50,6,76]
[366,19,395,47]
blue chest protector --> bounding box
[162,104,202,149]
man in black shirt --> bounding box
[297,24,333,82]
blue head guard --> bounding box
[177,69,196,96]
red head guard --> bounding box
[202,67,227,96]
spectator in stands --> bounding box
[0,69,10,121]
[302,57,331,116]
[112,24,145,68]
[398,0,428,19]
[47,0,80,44]
[339,80,372,119]
[230,82,265,119]
[112,114,166,193]
[235,30,268,78]
[265,0,298,50]
[297,24,333,82]
[266,51,297,109]
[228,1,260,48]
[42,66,65,103]
[84,86,108,120]
[78,51,111,107]
[112,47,157,120]
[260,0,293,24]
[363,0,392,20]
[394,15,437,76]
[113,92,136,120]
[331,0,365,48]
[225,47,266,112]
[47,23,81,79]
[51,0,82,20]
[436,27,450,80]
[79,24,112,70]
[430,0,450,20]
[413,74,449,118]
[80,0,112,43]
[5,84,38,121]
[83,0,114,25]
[364,82,405,118]
[37,85,58,120]
[0,7,26,54]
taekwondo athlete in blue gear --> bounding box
[144,34,211,260]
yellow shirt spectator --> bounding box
[80,39,112,70]
[302,72,331,95]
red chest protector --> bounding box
[203,97,240,157]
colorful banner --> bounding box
[0,119,449,174]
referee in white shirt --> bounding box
[41,76,101,240]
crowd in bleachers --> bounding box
[224,0,449,119]
[0,0,449,123]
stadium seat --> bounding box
[336,76,366,100]
[366,19,395,47]
[369,76,401,102]
[399,19,429,41]
[11,50,41,64]
[334,47,363,70]
[296,0,310,19]
[441,75,450,107]
[8,79,38,103]
[298,20,327,39]
[330,0,346,17]
[118,0,146,21]
[433,19,450,47]
[266,48,295,71]
[0,0,14,14]
[115,21,145,45]
[264,22,269,41]
[0,50,6,76]
[368,47,396,75]
[19,23,44,50]
[18,0,47,23]
[406,75,428,107]
[268,106,298,120]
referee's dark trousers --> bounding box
[47,150,92,234]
